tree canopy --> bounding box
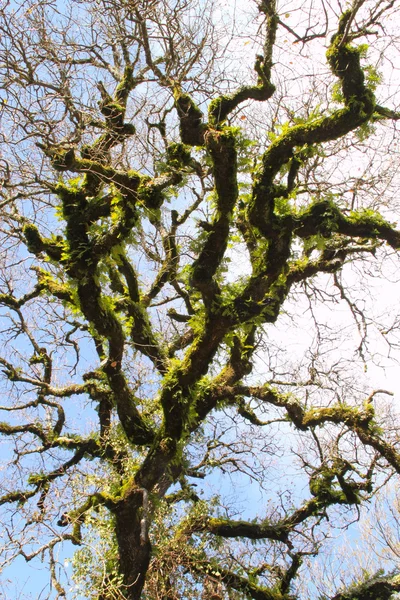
[1,0,400,598]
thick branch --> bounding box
[208,1,277,125]
[331,573,400,600]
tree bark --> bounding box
[114,490,152,600]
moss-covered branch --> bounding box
[191,558,293,600]
[235,384,400,473]
[193,465,366,545]
[249,10,376,252]
[58,492,117,544]
[107,250,168,373]
[0,283,44,308]
[208,0,277,125]
[191,128,238,304]
[295,200,400,248]
[174,89,206,146]
[0,489,36,506]
[331,572,400,600]
[0,420,48,443]
[195,516,290,543]
[142,213,179,307]
[193,330,256,425]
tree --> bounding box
[1,0,400,597]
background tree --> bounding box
[1,0,400,598]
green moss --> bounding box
[28,472,48,486]
[29,350,47,365]
[51,148,76,171]
[55,181,87,216]
[296,199,341,237]
[166,143,192,169]
[127,169,142,181]
[115,65,134,103]
[35,270,75,304]
[0,421,16,433]
[309,463,361,506]
[348,208,388,227]
[208,95,230,125]
[208,69,275,126]
[303,402,374,428]
[24,224,44,255]
[102,100,124,116]
[326,15,374,111]
[174,90,205,146]
[24,224,65,263]
[138,181,164,213]
[55,178,82,196]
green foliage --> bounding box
[365,64,382,92]
[355,121,376,141]
[72,508,124,600]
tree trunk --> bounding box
[114,490,152,600]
